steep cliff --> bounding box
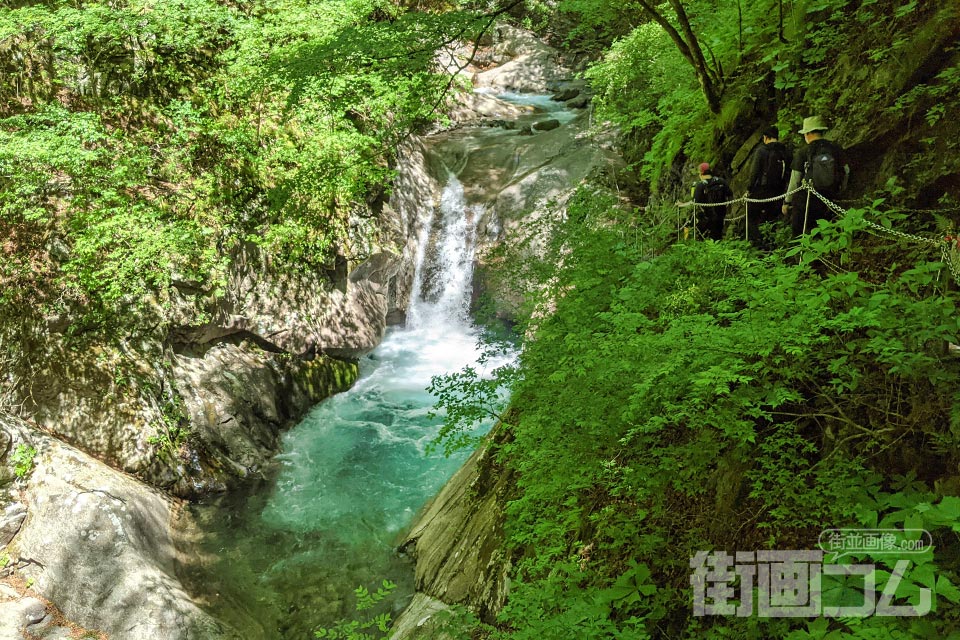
[393,428,513,638]
[3,228,415,497]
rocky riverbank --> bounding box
[0,21,617,640]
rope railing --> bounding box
[833,198,960,215]
[675,186,805,242]
[673,181,960,285]
[806,187,960,286]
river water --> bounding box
[178,91,579,639]
[179,173,510,639]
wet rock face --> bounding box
[6,225,409,495]
[422,95,619,321]
[392,429,514,637]
[169,242,401,361]
[164,345,358,495]
[0,414,237,640]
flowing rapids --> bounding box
[177,173,510,639]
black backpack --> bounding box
[760,143,790,191]
[702,177,731,204]
[804,141,842,193]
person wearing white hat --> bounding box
[782,116,849,236]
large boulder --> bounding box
[532,118,561,132]
[395,428,513,627]
[0,413,236,639]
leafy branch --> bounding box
[314,580,397,640]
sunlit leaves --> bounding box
[466,189,960,636]
[0,0,472,321]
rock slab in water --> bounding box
[389,593,453,640]
[395,427,514,627]
[551,88,580,102]
[532,118,561,132]
[565,94,591,109]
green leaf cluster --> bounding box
[11,443,38,479]
[433,191,960,637]
[315,580,397,640]
[0,0,477,326]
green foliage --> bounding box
[0,0,236,106]
[0,104,223,323]
[11,443,38,479]
[890,54,960,128]
[498,561,655,639]
[554,0,644,51]
[0,0,482,325]
[430,0,960,637]
[434,188,960,637]
[427,342,518,456]
[147,413,189,459]
[314,580,396,640]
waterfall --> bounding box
[260,172,493,535]
[179,167,511,640]
[174,76,603,636]
[408,174,480,328]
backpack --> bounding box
[804,141,842,193]
[702,177,731,204]
[759,143,790,191]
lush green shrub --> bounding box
[434,192,960,637]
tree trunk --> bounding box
[779,0,788,43]
[737,0,743,55]
[635,0,723,113]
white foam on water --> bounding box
[260,173,513,539]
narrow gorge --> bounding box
[4,1,959,638]
[0,26,618,639]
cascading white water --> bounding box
[183,170,512,640]
[262,172,502,538]
[407,173,481,328]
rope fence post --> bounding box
[744,200,749,243]
[675,186,806,245]
[676,186,960,285]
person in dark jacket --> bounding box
[692,162,733,241]
[782,116,849,236]
[745,126,790,248]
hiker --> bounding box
[782,116,849,236]
[746,125,790,248]
[692,162,733,240]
